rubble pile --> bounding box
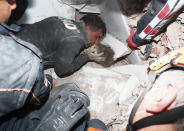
[126,9,184,61]
[45,1,184,131]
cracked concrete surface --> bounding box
[19,0,184,130]
[45,62,148,130]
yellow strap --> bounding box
[52,82,55,88]
[149,48,184,71]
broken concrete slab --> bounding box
[101,33,132,60]
[47,62,148,130]
[101,0,142,64]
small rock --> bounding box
[181,17,184,24]
[166,22,181,50]
[151,46,159,57]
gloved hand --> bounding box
[126,28,139,49]
[35,83,90,131]
[85,45,105,62]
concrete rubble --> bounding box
[20,0,184,130]
[47,1,183,131]
[46,62,148,131]
[126,8,184,60]
[49,3,184,131]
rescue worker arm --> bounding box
[35,83,90,131]
[126,0,184,49]
[54,38,89,77]
[0,33,44,117]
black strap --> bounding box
[127,93,144,131]
[128,68,184,131]
[128,71,156,130]
[128,90,147,126]
[132,104,184,130]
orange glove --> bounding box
[86,119,107,131]
[87,127,104,131]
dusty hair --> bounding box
[80,14,106,39]
[95,43,115,67]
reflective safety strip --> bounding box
[158,5,170,19]
[150,27,160,35]
[44,75,48,87]
[87,127,104,131]
[144,25,152,34]
[172,52,184,66]
[165,12,176,20]
[148,54,172,71]
[149,48,184,71]
[0,88,40,104]
[139,0,179,40]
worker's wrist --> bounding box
[127,39,139,49]
[127,28,142,49]
[127,35,140,49]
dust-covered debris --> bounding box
[42,1,183,130]
[45,62,148,131]
[126,7,184,61]
[118,0,151,16]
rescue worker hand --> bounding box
[126,28,139,49]
[35,83,90,131]
[86,45,105,62]
[88,52,105,62]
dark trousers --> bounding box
[0,65,49,131]
[0,84,86,131]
